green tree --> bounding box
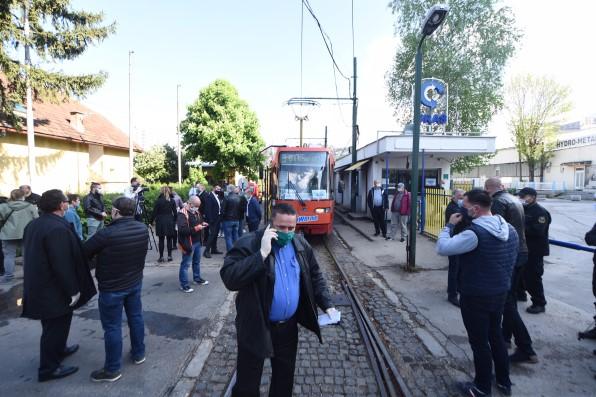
[180,80,264,180]
[506,74,572,181]
[1,1,115,127]
[163,143,190,183]
[387,0,521,172]
[134,145,169,183]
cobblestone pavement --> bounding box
[192,231,466,396]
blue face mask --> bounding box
[457,199,463,207]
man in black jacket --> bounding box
[444,188,464,307]
[237,187,248,237]
[580,222,596,339]
[222,186,242,251]
[83,182,107,240]
[518,187,551,314]
[220,204,336,397]
[84,197,149,382]
[367,180,389,238]
[22,189,96,382]
[203,185,223,258]
[485,177,537,364]
[177,196,209,293]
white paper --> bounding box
[318,310,341,326]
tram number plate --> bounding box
[297,215,318,223]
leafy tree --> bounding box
[387,0,521,172]
[1,0,115,127]
[506,74,572,181]
[180,79,264,180]
[186,166,208,186]
[134,145,169,183]
[163,143,190,183]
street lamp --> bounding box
[408,4,449,271]
[286,98,319,146]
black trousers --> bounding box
[0,242,4,274]
[502,254,535,355]
[233,318,298,397]
[39,312,73,377]
[205,218,221,253]
[447,255,459,298]
[524,254,546,307]
[460,293,510,394]
[247,221,260,233]
[371,206,387,236]
[158,235,173,258]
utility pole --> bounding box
[23,2,35,187]
[128,50,134,181]
[350,57,358,212]
[177,84,182,185]
[324,126,327,148]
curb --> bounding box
[334,211,374,242]
[168,291,235,397]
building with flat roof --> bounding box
[334,130,496,212]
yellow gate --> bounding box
[422,188,451,239]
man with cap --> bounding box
[388,183,411,242]
[518,187,551,314]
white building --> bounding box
[334,131,496,212]
[454,117,596,191]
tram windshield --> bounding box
[278,151,329,200]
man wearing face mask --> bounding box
[388,183,411,242]
[203,185,224,258]
[436,189,517,397]
[367,180,389,238]
[221,203,336,397]
[22,189,96,382]
[444,189,465,307]
[83,182,107,240]
[518,187,551,314]
[177,196,209,292]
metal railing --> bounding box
[421,188,450,239]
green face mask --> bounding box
[275,231,295,247]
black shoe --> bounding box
[509,349,538,364]
[90,368,122,382]
[167,256,173,262]
[526,305,545,314]
[448,296,460,307]
[61,344,79,359]
[579,327,596,340]
[517,294,527,302]
[157,258,165,263]
[496,383,512,396]
[193,278,209,286]
[38,365,78,382]
[211,250,223,255]
[374,232,380,236]
[180,285,194,293]
[203,251,211,258]
[457,381,490,396]
[400,238,405,242]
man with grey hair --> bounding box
[367,180,388,238]
[20,184,41,206]
[444,188,466,307]
[388,182,411,242]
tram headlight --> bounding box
[315,208,330,214]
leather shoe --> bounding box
[38,365,78,382]
[61,344,79,359]
[203,251,211,258]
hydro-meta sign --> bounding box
[420,78,448,126]
[555,133,596,150]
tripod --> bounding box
[135,196,158,251]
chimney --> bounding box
[69,111,86,133]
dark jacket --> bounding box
[84,217,149,292]
[197,190,208,215]
[246,196,262,225]
[222,193,242,221]
[238,195,248,221]
[25,192,41,206]
[151,194,177,237]
[445,200,460,225]
[83,192,105,220]
[458,223,518,296]
[220,230,333,359]
[523,201,551,256]
[585,222,596,266]
[367,187,389,211]
[21,214,96,320]
[204,192,222,223]
[490,190,528,254]
[177,208,204,253]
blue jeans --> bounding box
[98,282,145,372]
[179,242,202,287]
[87,218,104,240]
[222,220,239,251]
[460,293,510,394]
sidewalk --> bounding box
[335,215,596,396]
[0,238,231,397]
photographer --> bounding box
[124,177,148,222]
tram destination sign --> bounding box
[555,133,596,150]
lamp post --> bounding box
[128,50,134,181]
[177,84,182,186]
[286,98,319,146]
[408,4,449,271]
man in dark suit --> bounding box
[245,187,262,232]
[203,185,223,258]
[21,189,96,382]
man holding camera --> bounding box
[124,177,148,222]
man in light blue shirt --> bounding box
[64,194,83,240]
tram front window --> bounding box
[278,151,329,200]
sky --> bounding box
[52,0,596,152]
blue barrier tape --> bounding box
[549,239,595,253]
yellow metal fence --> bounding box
[422,188,451,239]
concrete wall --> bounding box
[0,133,132,196]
